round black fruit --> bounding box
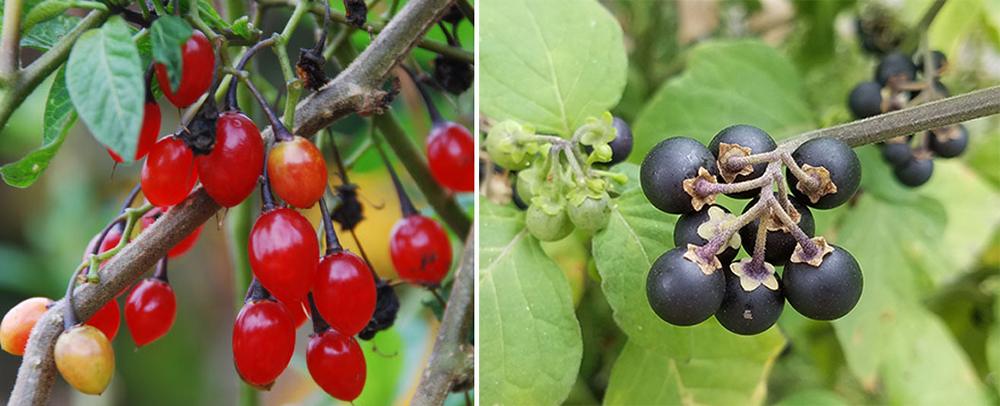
[875,52,916,87]
[433,56,474,95]
[716,269,784,335]
[640,137,718,214]
[893,156,933,187]
[739,195,815,266]
[607,117,634,166]
[879,141,913,167]
[646,247,725,326]
[783,245,863,321]
[929,125,968,158]
[915,50,947,76]
[708,124,777,199]
[674,205,740,265]
[848,81,883,119]
[786,137,861,209]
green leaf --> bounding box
[606,339,783,405]
[480,0,627,136]
[66,16,144,162]
[21,15,79,50]
[632,40,815,161]
[150,15,193,92]
[1,66,76,188]
[773,390,849,406]
[594,164,785,405]
[830,178,992,403]
[479,200,582,405]
[21,0,70,32]
[230,16,255,41]
[989,297,1000,395]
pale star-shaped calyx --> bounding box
[795,164,838,204]
[696,206,742,254]
[683,244,722,275]
[729,260,779,292]
[789,236,835,266]
[717,142,754,183]
[682,167,719,211]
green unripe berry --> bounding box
[568,192,611,233]
[486,120,535,170]
[526,199,573,242]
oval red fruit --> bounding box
[197,112,265,207]
[141,136,198,207]
[427,122,474,192]
[389,215,453,285]
[307,329,366,401]
[125,279,176,347]
[232,300,295,388]
[155,31,215,108]
[266,136,327,208]
[85,300,120,341]
[313,251,376,336]
[108,101,161,162]
[248,208,319,304]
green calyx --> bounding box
[486,120,543,170]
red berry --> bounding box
[125,279,176,347]
[141,136,198,207]
[248,208,319,304]
[139,208,203,258]
[266,136,327,208]
[389,215,453,285]
[279,299,308,329]
[85,300,120,341]
[97,225,123,255]
[196,112,265,207]
[313,251,376,336]
[307,329,366,401]
[232,300,295,388]
[108,101,161,162]
[155,31,215,108]
[427,122,474,192]
[1,297,52,356]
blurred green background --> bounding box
[0,1,473,404]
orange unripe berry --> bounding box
[54,325,115,395]
[0,297,52,356]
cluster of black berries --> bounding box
[639,125,864,335]
[849,50,968,187]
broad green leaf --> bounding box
[1,66,76,187]
[632,40,814,161]
[150,15,193,91]
[480,0,627,136]
[606,339,782,405]
[773,390,849,406]
[594,164,785,405]
[21,0,70,31]
[21,15,79,50]
[479,201,582,405]
[66,16,144,162]
[989,297,1000,394]
[831,182,990,404]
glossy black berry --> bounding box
[875,52,916,87]
[893,156,933,187]
[433,56,473,95]
[646,247,725,326]
[708,124,777,199]
[783,245,863,320]
[739,195,815,266]
[715,269,784,335]
[640,137,718,214]
[879,141,913,167]
[848,81,883,119]
[607,117,634,166]
[915,50,947,76]
[929,125,969,158]
[674,205,740,265]
[786,137,861,210]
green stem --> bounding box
[79,204,155,282]
[151,0,167,19]
[274,0,309,130]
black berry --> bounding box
[929,125,968,158]
[875,52,916,87]
[674,205,740,265]
[893,156,933,187]
[607,117,634,166]
[358,279,400,340]
[879,141,913,167]
[646,247,725,326]
[433,56,474,95]
[715,269,784,335]
[640,137,718,214]
[848,81,883,119]
[915,50,947,76]
[783,245,863,321]
[739,195,815,266]
[786,137,861,209]
[708,124,777,199]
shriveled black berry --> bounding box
[739,195,815,266]
[716,269,784,335]
[915,50,947,76]
[646,247,725,326]
[433,56,474,95]
[441,4,465,24]
[358,278,400,340]
[607,117,634,166]
[708,124,777,199]
[330,183,364,230]
[640,137,718,214]
[929,125,969,158]
[848,81,883,119]
[893,156,933,187]
[875,52,916,87]
[674,205,740,265]
[786,137,861,210]
[783,245,863,321]
[879,141,913,167]
[343,0,368,28]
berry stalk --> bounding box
[767,198,821,259]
